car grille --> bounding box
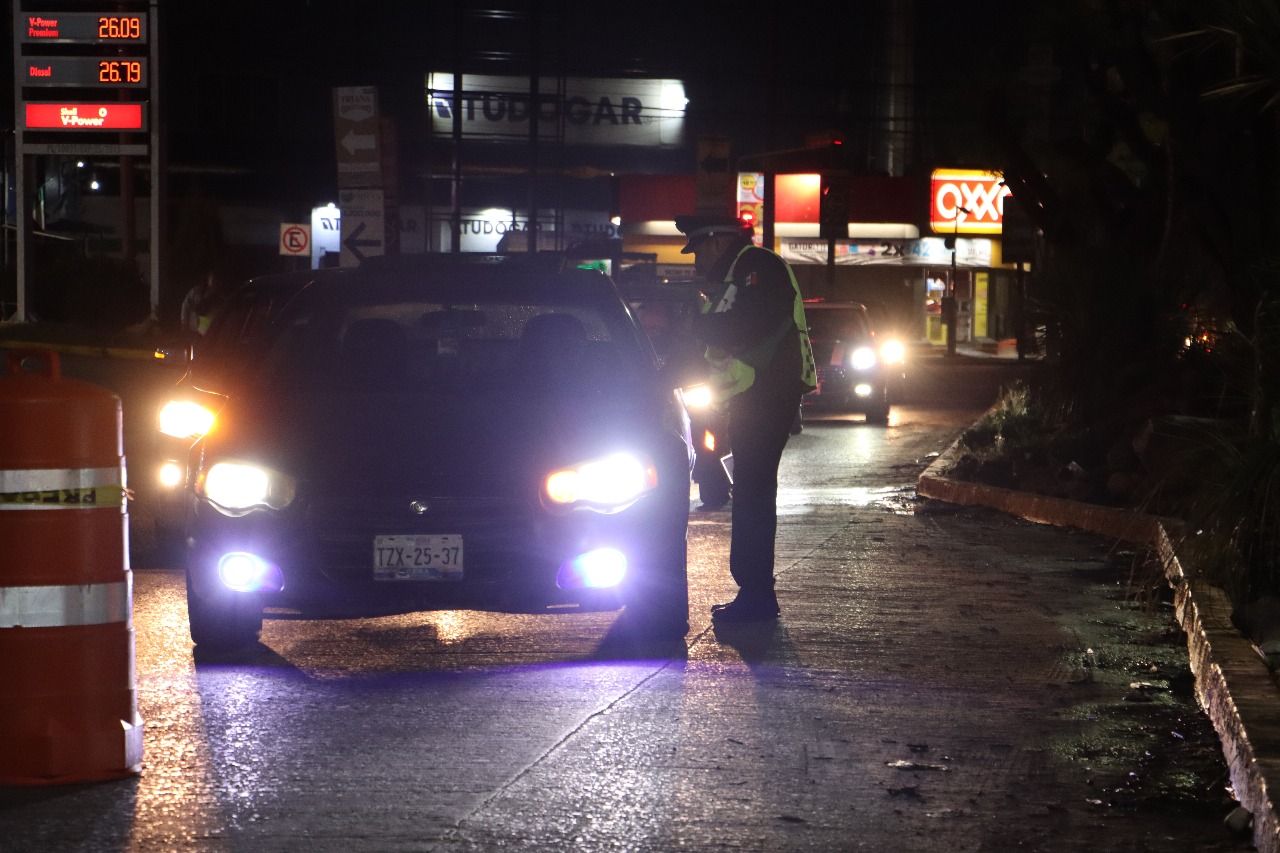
[305,491,537,583]
[814,364,851,385]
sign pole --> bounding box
[11,4,27,321]
[148,0,160,320]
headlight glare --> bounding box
[198,461,296,513]
[217,552,285,593]
[682,384,713,410]
[556,548,627,590]
[544,452,657,510]
[850,346,877,371]
[158,461,185,488]
[158,400,216,439]
[880,339,906,365]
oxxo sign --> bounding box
[929,169,1011,235]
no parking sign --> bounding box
[279,223,311,256]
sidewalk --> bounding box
[919,436,1280,853]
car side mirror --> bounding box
[153,344,192,366]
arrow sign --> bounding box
[333,86,382,188]
[341,129,376,155]
[343,221,381,262]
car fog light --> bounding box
[854,383,874,397]
[556,548,627,590]
[217,552,285,593]
[159,461,184,489]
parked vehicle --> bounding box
[165,255,694,649]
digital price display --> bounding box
[22,12,148,44]
[25,102,147,131]
[23,57,147,88]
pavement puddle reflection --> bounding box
[777,484,917,515]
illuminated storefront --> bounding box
[422,73,687,256]
[619,168,1022,346]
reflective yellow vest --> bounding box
[703,245,817,403]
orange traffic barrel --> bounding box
[0,348,143,785]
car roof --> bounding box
[803,299,869,312]
[233,254,622,309]
[618,281,704,303]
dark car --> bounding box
[621,280,732,510]
[178,255,694,649]
[801,299,905,425]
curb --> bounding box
[919,440,1280,852]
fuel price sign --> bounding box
[21,12,147,44]
[23,57,146,88]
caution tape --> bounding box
[0,466,126,509]
[0,486,127,508]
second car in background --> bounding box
[802,299,905,425]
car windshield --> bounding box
[258,293,647,394]
[806,307,871,341]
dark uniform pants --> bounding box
[727,391,801,598]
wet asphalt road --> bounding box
[0,354,1249,851]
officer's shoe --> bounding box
[710,593,780,623]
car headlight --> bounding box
[197,461,297,514]
[682,384,713,410]
[880,339,906,365]
[158,400,217,439]
[544,452,658,511]
[849,346,878,371]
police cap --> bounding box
[675,215,753,254]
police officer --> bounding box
[180,270,224,336]
[675,214,816,623]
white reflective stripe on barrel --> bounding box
[0,466,126,510]
[0,467,122,492]
[0,578,131,628]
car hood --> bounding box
[203,383,670,491]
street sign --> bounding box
[279,223,311,257]
[333,86,382,188]
[338,189,385,266]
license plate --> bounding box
[373,534,463,581]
